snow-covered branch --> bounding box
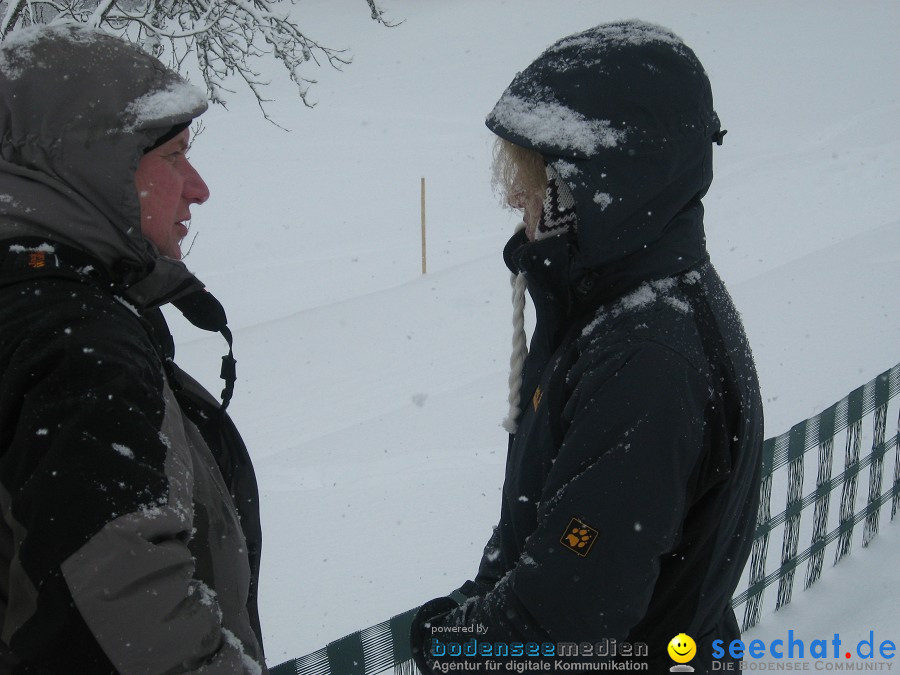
[0,0,396,117]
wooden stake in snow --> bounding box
[421,177,427,275]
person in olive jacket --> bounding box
[411,20,763,674]
[0,25,266,672]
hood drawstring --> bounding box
[502,221,529,434]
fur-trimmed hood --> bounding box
[0,23,208,308]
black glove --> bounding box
[409,596,462,674]
[454,579,483,600]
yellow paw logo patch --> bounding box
[560,517,598,557]
[532,386,543,412]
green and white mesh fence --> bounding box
[269,606,420,675]
[732,362,900,631]
[271,362,900,675]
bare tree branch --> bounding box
[365,0,400,27]
[0,0,397,120]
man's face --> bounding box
[134,129,209,259]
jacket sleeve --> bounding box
[0,298,262,673]
[417,343,715,658]
[470,495,515,595]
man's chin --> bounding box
[160,244,183,260]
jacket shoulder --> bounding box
[0,276,168,442]
[576,275,711,383]
[1,277,155,356]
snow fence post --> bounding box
[421,176,427,275]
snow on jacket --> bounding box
[412,21,763,674]
[0,25,265,672]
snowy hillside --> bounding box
[161,0,900,667]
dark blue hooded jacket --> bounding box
[413,20,763,674]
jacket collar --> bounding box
[504,195,709,329]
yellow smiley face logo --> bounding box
[667,633,697,664]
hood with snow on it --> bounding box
[0,23,208,308]
[487,20,722,292]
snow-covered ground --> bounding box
[162,0,900,668]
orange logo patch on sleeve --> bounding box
[560,517,599,557]
[28,251,46,268]
[532,386,543,412]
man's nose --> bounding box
[183,159,210,205]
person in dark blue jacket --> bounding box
[411,20,763,674]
